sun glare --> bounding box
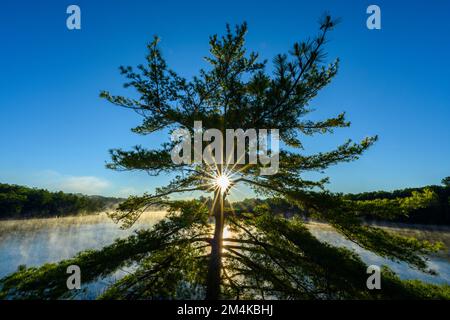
[215,174,231,193]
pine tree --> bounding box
[1,17,448,300]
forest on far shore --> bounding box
[233,178,450,226]
[0,183,123,219]
[1,178,450,225]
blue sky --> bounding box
[0,0,449,198]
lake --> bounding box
[0,213,449,298]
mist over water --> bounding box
[307,222,450,285]
[0,212,166,279]
[0,214,448,299]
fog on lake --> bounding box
[0,212,448,298]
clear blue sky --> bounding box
[0,0,449,198]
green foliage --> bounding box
[344,188,437,219]
[1,203,448,300]
[442,177,450,187]
[223,212,448,299]
[344,184,450,225]
[0,183,122,219]
[0,200,210,299]
[235,184,450,226]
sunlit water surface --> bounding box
[0,214,448,299]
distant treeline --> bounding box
[0,183,123,219]
[233,184,450,226]
[343,185,450,225]
[232,197,299,217]
[2,181,450,225]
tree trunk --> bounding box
[205,189,224,300]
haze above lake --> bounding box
[0,212,448,298]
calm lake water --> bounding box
[0,213,449,298]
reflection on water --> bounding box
[0,212,166,279]
[307,222,450,285]
[0,214,448,299]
